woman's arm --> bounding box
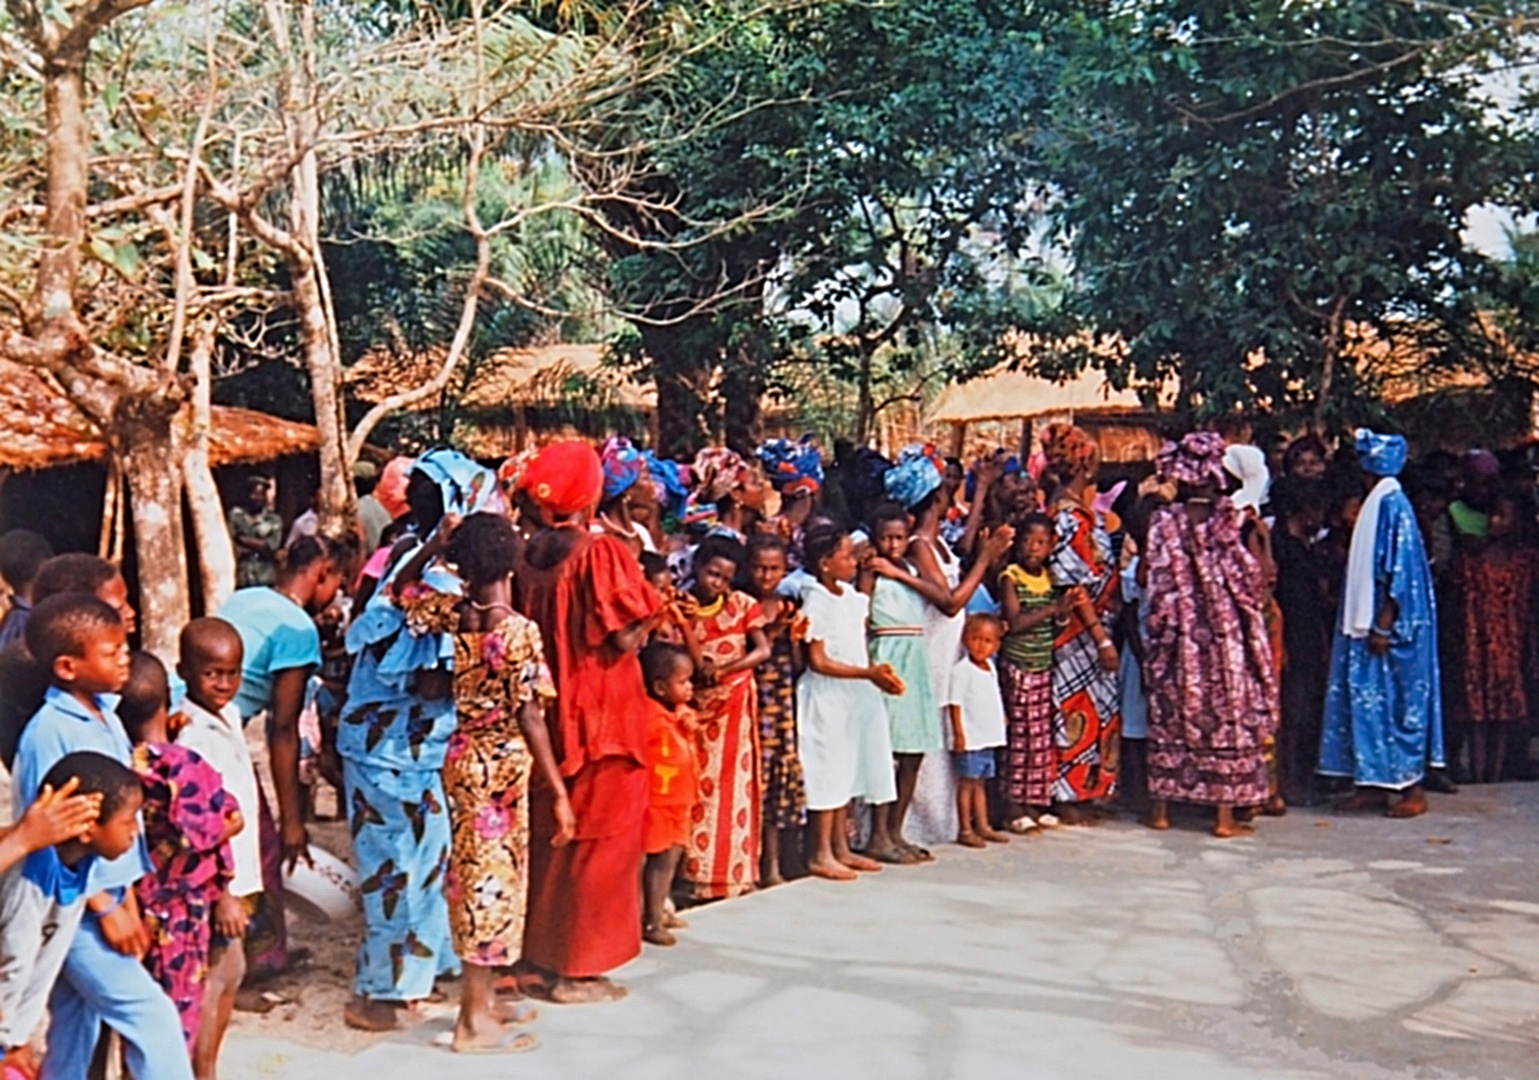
[269,666,315,872]
[805,638,903,694]
[517,699,575,846]
[715,627,771,678]
[907,529,1015,616]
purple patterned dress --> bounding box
[1143,499,1277,807]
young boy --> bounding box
[173,618,257,1080]
[0,751,145,1080]
[0,529,53,649]
[946,613,1011,847]
[11,593,193,1080]
[639,641,700,946]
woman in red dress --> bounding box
[514,442,660,1004]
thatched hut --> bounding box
[346,343,655,456]
[0,358,321,557]
[927,366,1167,464]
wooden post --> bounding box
[949,421,967,459]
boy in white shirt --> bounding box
[172,618,257,1079]
[946,614,1010,847]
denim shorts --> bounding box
[954,748,998,780]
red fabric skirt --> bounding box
[522,756,647,978]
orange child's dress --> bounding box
[643,699,700,855]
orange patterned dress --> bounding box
[684,591,765,899]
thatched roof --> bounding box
[928,366,1152,425]
[0,359,320,472]
[346,343,654,413]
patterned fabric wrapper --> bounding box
[1042,423,1097,469]
[694,447,752,503]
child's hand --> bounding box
[551,795,577,848]
[790,612,811,643]
[98,902,150,959]
[14,778,100,853]
[696,656,718,686]
[1066,585,1093,611]
[870,663,905,696]
[221,808,245,845]
[2,1044,40,1080]
[867,556,902,579]
[677,595,700,620]
[213,891,250,940]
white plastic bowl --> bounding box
[282,846,361,923]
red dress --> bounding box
[683,592,764,899]
[519,528,659,978]
[1453,543,1539,725]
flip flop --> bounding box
[1006,816,1041,835]
[867,847,923,866]
[900,842,934,863]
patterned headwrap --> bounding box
[1041,423,1098,469]
[412,447,503,519]
[1155,431,1230,488]
[600,436,645,501]
[1356,428,1408,478]
[756,436,824,497]
[693,447,753,503]
[884,443,946,510]
[497,448,538,502]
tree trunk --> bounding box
[118,406,190,663]
[855,346,876,446]
[721,342,764,455]
[183,327,235,615]
[643,321,712,458]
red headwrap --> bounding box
[519,440,603,518]
[376,456,414,520]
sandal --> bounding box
[1006,816,1041,835]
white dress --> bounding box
[795,581,899,810]
[907,536,964,844]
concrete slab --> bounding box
[213,783,1539,1079]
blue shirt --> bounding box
[12,686,152,894]
[218,587,322,721]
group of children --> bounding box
[1,421,1536,1073]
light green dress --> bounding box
[870,571,943,753]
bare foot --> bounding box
[493,1001,538,1025]
[1212,821,1255,839]
[957,831,986,848]
[838,851,883,873]
[1386,793,1428,818]
[1262,795,1288,817]
[808,857,858,881]
[900,842,935,863]
[1056,804,1101,827]
[452,1026,539,1054]
[977,825,1010,843]
[662,910,690,929]
[344,996,405,1032]
[760,871,786,888]
[1141,813,1170,831]
[1234,805,1258,823]
[643,925,678,946]
[1335,791,1388,813]
[525,977,626,1005]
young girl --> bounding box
[1451,491,1539,783]
[745,533,807,887]
[945,614,1010,846]
[401,511,572,1053]
[117,652,241,1056]
[997,514,1066,832]
[795,524,905,881]
[863,504,941,865]
[680,535,770,900]
[639,642,700,944]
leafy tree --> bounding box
[1035,0,1539,428]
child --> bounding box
[173,618,258,1080]
[0,752,144,1080]
[11,593,192,1080]
[862,504,940,865]
[32,552,138,634]
[997,514,1066,832]
[680,536,769,900]
[795,524,904,881]
[640,550,689,646]
[118,652,242,1058]
[1451,491,1539,784]
[0,529,52,648]
[640,642,701,945]
[745,533,806,887]
[945,614,1011,847]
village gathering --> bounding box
[3,1,1539,1079]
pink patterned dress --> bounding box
[1144,499,1278,806]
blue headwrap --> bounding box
[412,447,503,519]
[756,435,824,496]
[884,444,944,510]
[641,450,689,517]
[601,436,645,501]
[1355,428,1408,478]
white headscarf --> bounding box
[1222,444,1271,514]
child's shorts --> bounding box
[644,805,690,855]
[954,748,998,780]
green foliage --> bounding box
[1035,0,1539,425]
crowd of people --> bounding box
[0,417,1535,1076]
